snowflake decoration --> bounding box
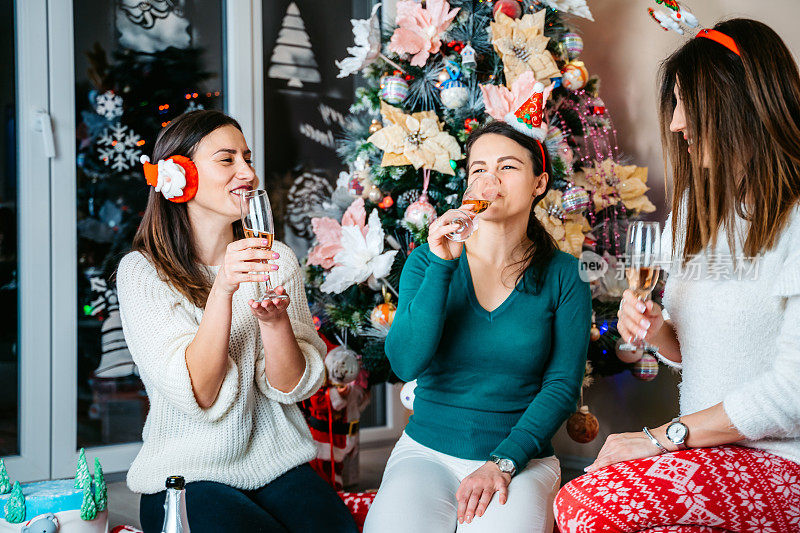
[95,91,123,120]
[97,122,143,172]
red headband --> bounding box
[696,28,741,56]
[536,140,546,168]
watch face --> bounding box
[498,459,514,473]
[667,422,687,443]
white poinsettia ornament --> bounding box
[336,3,383,78]
[320,210,398,294]
[367,102,463,175]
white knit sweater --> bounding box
[117,241,326,494]
[661,202,800,464]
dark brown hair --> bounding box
[464,121,557,293]
[659,18,800,264]
[131,110,244,307]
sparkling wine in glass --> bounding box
[446,173,501,242]
[619,221,661,351]
[240,189,288,302]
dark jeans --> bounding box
[139,463,358,533]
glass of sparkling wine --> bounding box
[239,189,288,302]
[445,172,501,242]
[619,221,661,351]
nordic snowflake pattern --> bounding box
[97,122,143,172]
[555,445,800,532]
[95,91,124,120]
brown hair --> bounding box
[464,121,557,294]
[131,110,244,307]
[659,18,800,264]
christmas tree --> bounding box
[0,459,10,495]
[80,484,97,521]
[93,458,107,512]
[75,448,91,490]
[267,2,321,88]
[3,481,24,524]
[304,0,658,386]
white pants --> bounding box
[364,432,561,533]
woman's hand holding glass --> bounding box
[427,203,475,261]
[216,238,281,296]
[618,221,662,351]
[617,290,665,346]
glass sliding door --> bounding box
[49,0,260,478]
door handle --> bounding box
[33,109,56,159]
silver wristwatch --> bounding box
[490,455,517,477]
[666,417,689,450]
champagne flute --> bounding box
[445,172,501,242]
[239,189,288,302]
[618,221,661,351]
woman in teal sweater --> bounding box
[364,121,592,533]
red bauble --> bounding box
[493,0,522,20]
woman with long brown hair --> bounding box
[116,110,357,532]
[364,121,592,533]
[554,19,800,531]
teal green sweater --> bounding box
[385,244,591,469]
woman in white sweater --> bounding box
[555,19,800,532]
[117,110,357,532]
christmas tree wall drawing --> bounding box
[267,2,321,88]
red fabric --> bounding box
[554,445,800,532]
[339,491,376,532]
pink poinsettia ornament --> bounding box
[389,0,459,67]
[307,198,369,269]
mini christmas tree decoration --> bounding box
[80,484,97,521]
[94,457,108,512]
[0,459,11,495]
[75,448,92,490]
[4,481,25,524]
[632,353,659,381]
[567,405,600,443]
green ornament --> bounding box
[4,481,25,524]
[80,484,97,521]
[0,459,11,494]
[75,448,91,490]
[449,159,457,171]
[93,458,107,512]
[83,305,93,316]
